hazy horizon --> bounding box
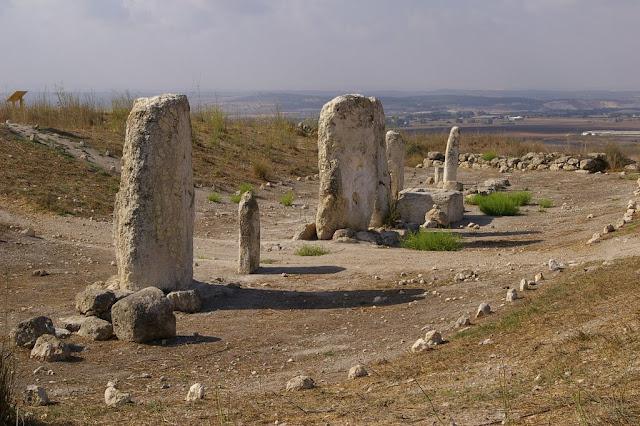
[2,0,640,93]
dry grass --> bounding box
[0,128,119,218]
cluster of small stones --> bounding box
[587,196,638,244]
[421,151,618,174]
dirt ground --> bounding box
[1,163,639,425]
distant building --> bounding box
[507,115,524,122]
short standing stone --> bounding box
[476,303,491,318]
[24,385,49,406]
[506,288,518,302]
[186,383,205,401]
[111,287,176,343]
[238,191,260,274]
[315,95,386,239]
[434,166,444,184]
[167,290,201,313]
[77,317,114,341]
[75,287,116,320]
[9,316,55,348]
[286,375,315,391]
[114,94,194,292]
[386,130,405,200]
[443,127,460,184]
[348,364,368,379]
[519,279,531,291]
[30,335,70,362]
[534,273,545,283]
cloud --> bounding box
[0,0,638,91]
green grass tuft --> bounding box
[538,198,554,209]
[207,192,222,203]
[230,183,255,203]
[295,244,329,256]
[469,191,531,216]
[280,190,295,207]
[481,151,498,161]
[401,230,462,251]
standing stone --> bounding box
[238,191,260,274]
[316,95,386,239]
[443,127,460,184]
[114,94,194,292]
[434,166,444,184]
[385,130,405,200]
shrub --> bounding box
[252,160,271,181]
[295,245,329,256]
[465,194,480,205]
[207,192,222,203]
[401,230,462,251]
[230,183,254,203]
[481,151,498,161]
[538,198,554,208]
[604,143,629,170]
[476,193,520,216]
[280,190,295,207]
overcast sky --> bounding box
[1,0,639,93]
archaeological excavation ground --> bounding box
[1,89,640,426]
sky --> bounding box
[1,0,639,93]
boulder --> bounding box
[476,303,491,318]
[59,315,89,333]
[292,222,317,240]
[186,383,205,401]
[286,375,315,391]
[24,385,49,406]
[77,317,114,341]
[105,381,131,407]
[111,287,176,343]
[9,316,55,348]
[397,188,463,225]
[348,364,368,379]
[30,335,70,362]
[167,290,201,313]
[75,287,116,320]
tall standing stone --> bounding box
[238,191,260,274]
[315,94,386,239]
[385,130,405,201]
[114,94,194,291]
[443,126,460,184]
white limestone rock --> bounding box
[316,95,386,239]
[114,94,194,292]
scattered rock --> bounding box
[348,364,368,379]
[455,270,477,282]
[292,222,317,241]
[75,287,116,321]
[455,315,471,328]
[548,259,565,271]
[31,269,49,277]
[476,303,491,318]
[506,288,518,302]
[59,315,89,333]
[534,273,545,283]
[519,279,532,291]
[424,330,443,346]
[167,290,201,313]
[186,383,205,401]
[20,228,36,237]
[603,224,615,234]
[286,375,315,391]
[77,317,114,341]
[111,287,176,343]
[10,316,55,348]
[587,232,602,245]
[30,335,71,362]
[105,381,131,407]
[24,385,49,406]
[54,328,71,339]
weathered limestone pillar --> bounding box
[114,94,194,291]
[434,166,444,184]
[385,130,405,201]
[443,126,460,184]
[238,191,260,274]
[315,94,386,239]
